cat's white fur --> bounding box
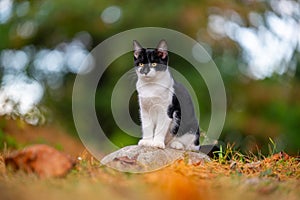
[136,68,174,149]
[169,133,199,151]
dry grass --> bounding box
[79,151,300,200]
[1,148,300,200]
[41,150,300,199]
[1,119,298,199]
[0,153,5,175]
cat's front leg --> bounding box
[138,111,154,147]
[152,112,172,149]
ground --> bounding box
[0,119,299,200]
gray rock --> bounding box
[100,145,210,173]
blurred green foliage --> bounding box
[0,0,299,154]
[0,119,18,149]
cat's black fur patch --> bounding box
[168,82,200,138]
[134,48,168,72]
[194,129,200,146]
[167,94,181,135]
[199,144,220,158]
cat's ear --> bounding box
[133,40,143,59]
[156,39,168,59]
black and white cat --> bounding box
[133,39,201,151]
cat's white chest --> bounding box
[139,89,171,112]
[139,96,168,112]
[137,78,173,111]
[136,72,174,133]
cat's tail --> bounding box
[199,144,220,158]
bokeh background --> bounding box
[0,0,299,155]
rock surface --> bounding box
[101,145,210,173]
[5,144,75,178]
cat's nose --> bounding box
[140,66,150,75]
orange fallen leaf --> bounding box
[5,144,75,178]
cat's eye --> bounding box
[139,63,144,67]
[151,63,157,67]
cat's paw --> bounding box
[151,140,165,149]
[138,139,153,147]
[170,141,184,150]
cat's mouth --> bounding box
[141,74,152,79]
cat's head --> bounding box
[133,40,168,80]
